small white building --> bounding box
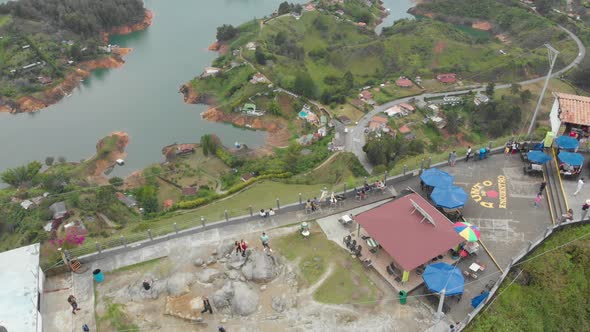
[474,93,490,106]
[0,243,43,332]
[202,67,221,78]
[250,72,270,84]
[245,42,257,51]
[20,199,34,210]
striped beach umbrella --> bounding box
[454,222,480,242]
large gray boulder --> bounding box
[271,295,296,313]
[210,281,259,316]
[166,272,193,296]
[226,252,247,270]
[115,274,166,301]
[241,250,279,282]
[197,268,224,283]
[231,281,259,316]
[216,242,235,257]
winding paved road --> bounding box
[346,24,585,173]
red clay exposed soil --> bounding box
[201,108,290,148]
[472,21,492,31]
[101,10,153,43]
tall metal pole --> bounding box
[527,44,559,138]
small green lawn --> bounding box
[274,223,380,304]
[467,224,590,332]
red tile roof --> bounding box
[182,187,197,196]
[360,90,373,100]
[371,115,388,124]
[556,93,590,126]
[399,103,415,111]
[355,193,464,271]
[436,73,457,84]
[396,78,413,87]
[398,125,411,134]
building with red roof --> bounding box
[396,77,413,88]
[353,193,464,291]
[436,73,457,84]
[359,90,373,100]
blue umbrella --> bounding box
[431,186,468,209]
[420,168,454,187]
[558,151,584,166]
[527,151,551,164]
[422,262,464,296]
[471,292,490,308]
[555,135,579,150]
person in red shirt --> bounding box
[240,239,247,257]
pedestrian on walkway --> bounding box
[235,240,242,256]
[218,327,227,332]
[533,193,542,208]
[260,232,272,252]
[142,279,151,291]
[67,295,81,314]
[539,181,547,195]
[574,178,585,196]
[240,239,247,257]
[201,296,213,314]
[465,146,472,162]
[582,200,590,220]
[504,145,511,158]
[450,151,457,167]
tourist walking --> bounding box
[260,232,272,252]
[582,200,590,220]
[504,145,510,158]
[240,239,247,257]
[450,151,457,167]
[465,146,472,162]
[539,181,547,195]
[67,295,81,314]
[201,296,213,314]
[235,240,242,256]
[142,279,151,291]
[574,178,585,196]
[533,193,542,208]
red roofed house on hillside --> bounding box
[396,77,413,88]
[549,92,590,137]
[352,193,464,292]
[359,90,373,100]
[436,73,457,84]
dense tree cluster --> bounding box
[216,24,238,42]
[0,161,42,187]
[278,1,303,15]
[363,135,424,168]
[0,0,145,36]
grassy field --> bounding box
[273,222,380,304]
[467,224,590,331]
[328,102,365,123]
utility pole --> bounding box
[527,44,559,138]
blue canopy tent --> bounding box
[558,151,584,166]
[527,151,552,164]
[555,135,579,150]
[471,292,490,308]
[423,262,465,296]
[431,186,468,209]
[420,168,454,187]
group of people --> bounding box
[503,140,519,158]
[259,208,275,219]
[305,198,320,212]
[234,239,248,257]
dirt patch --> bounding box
[472,20,492,31]
[496,33,511,44]
[433,41,446,54]
[179,84,211,104]
[84,131,129,184]
[202,108,290,148]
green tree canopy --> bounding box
[1,161,43,187]
[216,24,238,42]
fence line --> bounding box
[45,144,504,271]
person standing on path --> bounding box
[533,193,542,208]
[240,239,247,257]
[539,181,547,195]
[450,151,457,167]
[574,178,585,196]
[260,232,272,252]
[67,295,81,314]
[235,240,242,256]
[504,145,511,158]
[201,296,213,314]
[582,200,590,220]
[465,146,472,162]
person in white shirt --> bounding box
[574,177,585,196]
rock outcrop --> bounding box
[211,281,259,316]
[241,250,280,282]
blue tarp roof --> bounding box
[431,186,468,209]
[471,292,490,308]
[558,151,584,166]
[420,168,454,187]
[527,151,552,164]
[555,135,579,150]
[422,262,465,296]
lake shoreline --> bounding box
[0,10,153,114]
